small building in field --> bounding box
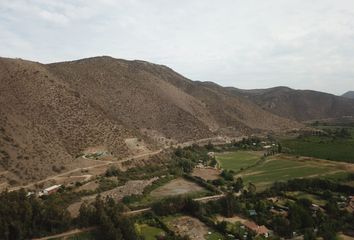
[243,221,271,238]
[38,185,62,196]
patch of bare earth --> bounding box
[192,167,221,180]
[68,178,158,217]
[338,233,354,240]
[167,216,209,240]
[150,178,205,198]
[124,138,151,155]
[216,214,248,224]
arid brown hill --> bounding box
[0,56,299,182]
[226,86,354,122]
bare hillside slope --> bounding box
[0,56,301,183]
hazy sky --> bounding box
[1,0,354,95]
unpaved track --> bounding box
[32,227,96,240]
[9,161,112,191]
[9,150,161,192]
[10,136,230,192]
[194,194,225,202]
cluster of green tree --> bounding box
[171,145,215,174]
[311,121,354,128]
[220,169,234,181]
[0,189,71,239]
[264,143,283,156]
[211,172,245,194]
[231,137,263,150]
[151,196,197,216]
[328,128,352,139]
[175,174,354,240]
[258,179,354,239]
[268,178,354,195]
[270,197,354,240]
[209,189,352,240]
[97,177,123,192]
[105,163,169,181]
[183,174,221,194]
[299,127,352,140]
[78,195,139,240]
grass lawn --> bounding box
[136,224,165,240]
[237,154,347,190]
[216,151,262,171]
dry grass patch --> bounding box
[150,178,205,198]
[192,167,221,181]
[166,216,209,240]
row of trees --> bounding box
[0,190,71,240]
[0,189,145,240]
[78,196,140,240]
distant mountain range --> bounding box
[225,86,354,121]
[1,56,354,182]
[342,91,354,99]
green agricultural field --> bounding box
[136,224,165,240]
[281,126,354,163]
[216,151,263,172]
[237,155,348,190]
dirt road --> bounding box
[32,227,96,240]
[9,150,162,192]
[10,136,231,192]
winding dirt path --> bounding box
[9,136,229,192]
[32,227,96,240]
[9,150,164,192]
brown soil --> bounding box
[68,178,158,217]
[216,214,248,224]
[167,216,209,240]
[124,138,151,155]
[192,167,221,180]
[150,178,205,197]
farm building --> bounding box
[38,184,62,196]
[243,221,271,238]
